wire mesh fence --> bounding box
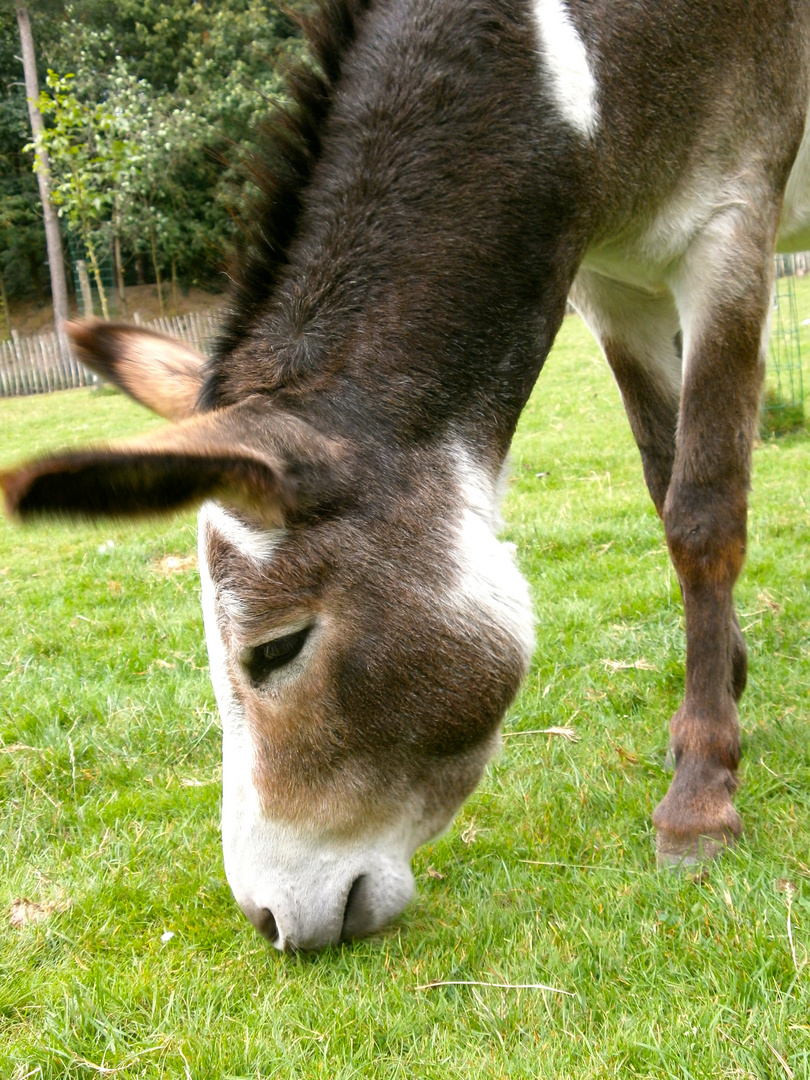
[765,254,805,434]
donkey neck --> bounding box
[206,0,591,461]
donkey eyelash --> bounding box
[241,626,312,686]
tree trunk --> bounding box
[84,238,109,319]
[76,259,93,317]
[149,222,164,317]
[16,4,70,334]
[114,233,128,314]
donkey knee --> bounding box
[662,486,747,591]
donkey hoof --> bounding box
[655,829,735,873]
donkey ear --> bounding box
[0,399,345,526]
[67,319,206,420]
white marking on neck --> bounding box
[532,0,598,138]
[452,450,535,669]
[202,500,284,564]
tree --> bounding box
[34,69,138,318]
[14,3,69,331]
[46,0,306,288]
[0,0,310,316]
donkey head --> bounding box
[1,322,534,950]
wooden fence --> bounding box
[0,310,220,398]
[776,251,810,277]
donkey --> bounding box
[3,0,810,951]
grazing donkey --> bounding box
[3,0,810,951]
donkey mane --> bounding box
[210,0,373,397]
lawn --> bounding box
[1,308,809,1079]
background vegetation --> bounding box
[0,0,306,321]
[1,313,808,1078]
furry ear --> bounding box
[1,398,347,526]
[67,319,206,419]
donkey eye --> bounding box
[242,626,311,686]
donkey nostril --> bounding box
[256,907,279,943]
[341,874,371,941]
[243,903,279,944]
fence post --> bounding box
[11,330,29,396]
[0,341,10,396]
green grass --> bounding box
[1,315,809,1079]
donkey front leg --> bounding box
[653,226,772,867]
[571,271,749,714]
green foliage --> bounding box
[1,0,307,304]
[32,69,139,315]
[46,0,298,96]
[1,317,809,1077]
[0,7,49,307]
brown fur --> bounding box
[203,454,527,828]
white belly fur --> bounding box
[777,106,810,253]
